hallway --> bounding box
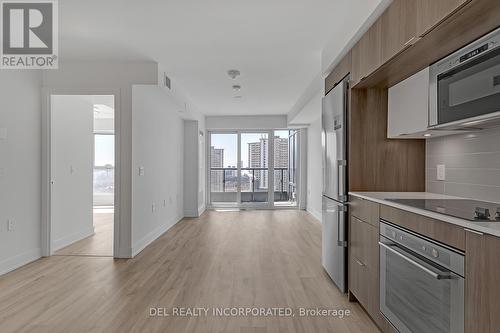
[0,210,379,333]
[54,208,113,257]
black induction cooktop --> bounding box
[386,198,500,222]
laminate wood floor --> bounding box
[0,210,380,333]
[54,210,113,257]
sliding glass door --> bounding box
[208,130,300,208]
[209,132,238,205]
[240,132,269,205]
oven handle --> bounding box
[379,241,455,280]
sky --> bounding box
[94,134,115,166]
[211,131,289,167]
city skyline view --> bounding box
[210,131,289,168]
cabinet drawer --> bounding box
[350,216,372,265]
[349,254,370,307]
[380,205,465,251]
[350,196,380,226]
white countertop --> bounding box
[349,192,500,238]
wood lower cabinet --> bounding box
[350,197,380,227]
[348,213,394,331]
[465,229,500,333]
[415,0,471,37]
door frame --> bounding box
[207,129,301,209]
[41,88,121,257]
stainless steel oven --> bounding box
[379,221,464,333]
[429,27,500,129]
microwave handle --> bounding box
[379,241,454,280]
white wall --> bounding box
[131,85,185,256]
[42,61,158,258]
[50,95,94,251]
[183,120,203,217]
[288,90,322,221]
[306,117,323,221]
[205,115,287,130]
[0,71,43,275]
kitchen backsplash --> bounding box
[426,127,500,203]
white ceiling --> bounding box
[59,0,382,116]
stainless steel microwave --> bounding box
[429,27,500,130]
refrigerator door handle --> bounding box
[337,160,347,202]
[337,208,347,247]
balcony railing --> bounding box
[210,167,293,202]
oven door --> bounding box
[379,238,464,333]
[437,47,500,125]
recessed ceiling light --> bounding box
[227,69,241,80]
[423,133,432,137]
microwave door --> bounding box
[437,45,500,125]
[322,82,347,202]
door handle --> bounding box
[337,210,347,247]
[355,258,366,267]
[337,160,346,200]
[379,242,454,280]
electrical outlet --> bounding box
[7,219,14,232]
[139,167,145,176]
[437,164,446,181]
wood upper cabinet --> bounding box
[380,0,418,64]
[351,20,382,87]
[349,0,471,87]
[416,0,471,37]
[325,51,351,94]
[465,229,500,333]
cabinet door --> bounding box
[351,20,382,86]
[416,0,470,37]
[325,52,351,94]
[349,217,379,317]
[387,67,429,138]
[465,230,500,333]
[381,0,418,63]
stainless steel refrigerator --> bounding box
[321,78,348,293]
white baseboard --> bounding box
[131,215,183,257]
[307,207,322,222]
[183,209,199,218]
[0,248,42,276]
[52,226,95,252]
[198,204,206,216]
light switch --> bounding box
[0,128,7,140]
[437,164,446,181]
[7,219,14,232]
[139,166,145,176]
